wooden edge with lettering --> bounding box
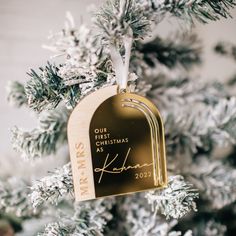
[67,85,117,201]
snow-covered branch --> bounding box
[0,178,36,217]
[12,107,68,159]
[145,175,198,219]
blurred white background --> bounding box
[0,0,235,158]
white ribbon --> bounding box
[110,32,133,91]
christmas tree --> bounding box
[1,0,236,235]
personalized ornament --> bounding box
[68,37,167,201]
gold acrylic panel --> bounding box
[89,92,167,198]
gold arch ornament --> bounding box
[68,85,167,201]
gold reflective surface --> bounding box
[89,92,167,198]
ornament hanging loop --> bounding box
[110,27,133,94]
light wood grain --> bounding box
[67,85,117,201]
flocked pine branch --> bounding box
[95,0,236,45]
[188,157,236,209]
[165,97,236,154]
[0,178,36,218]
[25,63,89,112]
[41,197,192,236]
[148,75,228,111]
[95,0,150,45]
[136,34,201,70]
[39,199,115,236]
[39,222,74,236]
[29,163,109,208]
[148,0,236,24]
[6,81,27,108]
[25,64,65,112]
[31,163,73,208]
[115,191,193,236]
[24,61,114,112]
[43,12,108,67]
[12,107,68,159]
[145,175,198,219]
[46,12,202,72]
